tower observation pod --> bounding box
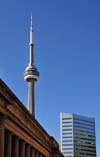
[24,13,39,117]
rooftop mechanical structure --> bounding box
[24,13,39,117]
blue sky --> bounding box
[0,0,100,155]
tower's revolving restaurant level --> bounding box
[24,66,39,82]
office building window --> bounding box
[62,140,73,142]
[62,133,72,135]
[62,136,72,138]
[62,118,72,120]
[74,118,94,124]
[62,144,73,146]
[62,125,72,127]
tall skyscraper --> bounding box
[60,112,96,157]
[24,13,39,117]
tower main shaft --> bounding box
[24,13,39,117]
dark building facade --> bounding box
[0,79,64,157]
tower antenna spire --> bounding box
[30,12,33,44]
[24,13,39,117]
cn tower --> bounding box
[24,13,39,117]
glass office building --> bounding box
[60,112,96,157]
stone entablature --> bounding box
[0,79,64,157]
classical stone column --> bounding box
[35,150,39,157]
[39,153,43,157]
[30,147,35,157]
[12,136,19,157]
[0,113,6,157]
[25,144,30,157]
[19,140,25,157]
[5,131,12,157]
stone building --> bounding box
[0,78,64,157]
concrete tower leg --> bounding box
[28,80,35,116]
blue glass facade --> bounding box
[60,112,96,157]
